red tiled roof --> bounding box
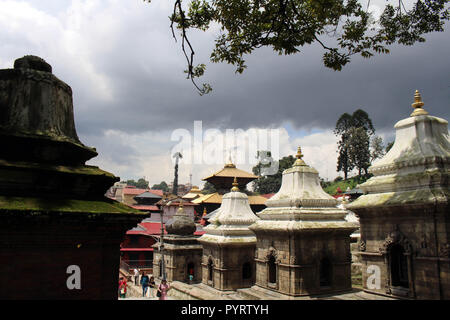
[148,189,164,196]
[126,221,204,236]
[123,187,164,197]
[123,186,148,195]
[140,222,167,235]
[130,205,159,211]
[261,193,275,199]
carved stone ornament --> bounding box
[439,243,450,258]
[379,225,412,255]
[265,246,278,262]
[290,255,298,265]
[359,239,366,252]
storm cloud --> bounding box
[0,0,448,185]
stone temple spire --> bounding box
[165,200,196,236]
[198,180,259,290]
[200,180,258,244]
[262,146,338,209]
[347,90,449,299]
[248,147,357,296]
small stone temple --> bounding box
[198,178,259,290]
[152,202,203,283]
[249,148,358,296]
[0,56,145,299]
[348,90,450,299]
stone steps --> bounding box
[236,286,295,300]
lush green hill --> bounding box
[322,176,371,196]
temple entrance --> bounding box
[242,262,252,280]
[319,257,332,287]
[390,244,409,288]
[207,259,214,282]
[268,255,277,284]
[187,262,195,282]
[159,260,163,278]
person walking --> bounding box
[134,268,140,286]
[157,279,170,300]
[140,272,150,297]
[148,276,156,298]
[118,277,127,299]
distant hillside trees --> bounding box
[252,153,295,194]
[201,181,217,194]
[152,181,169,192]
[125,178,149,189]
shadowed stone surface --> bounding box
[0,56,145,300]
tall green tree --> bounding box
[145,0,450,94]
[370,135,385,161]
[334,113,354,180]
[334,109,375,178]
[348,127,371,176]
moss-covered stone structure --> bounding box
[0,55,145,299]
[348,91,450,299]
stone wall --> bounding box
[201,244,256,291]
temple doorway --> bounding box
[390,244,409,288]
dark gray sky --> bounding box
[1,0,448,186]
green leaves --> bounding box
[144,0,450,94]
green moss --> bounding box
[0,195,145,215]
[0,159,114,178]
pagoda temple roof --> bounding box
[182,186,203,200]
[134,191,162,199]
[201,161,259,191]
[192,192,267,206]
[202,165,258,181]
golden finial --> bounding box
[293,146,307,166]
[203,207,207,216]
[410,90,429,117]
[224,152,236,168]
[231,176,239,191]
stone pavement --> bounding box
[168,281,395,300]
[118,276,180,300]
[117,275,393,300]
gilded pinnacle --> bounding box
[231,177,240,191]
[410,90,429,117]
[224,153,236,168]
[293,146,307,166]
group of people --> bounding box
[118,268,170,299]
